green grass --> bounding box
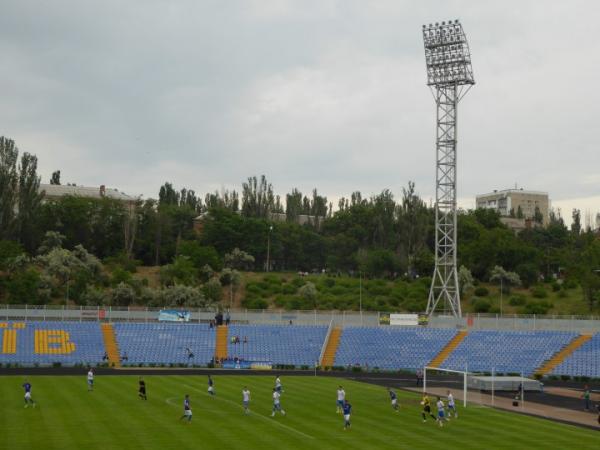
[1,375,597,450]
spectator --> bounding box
[186,347,194,360]
[102,352,108,361]
[243,336,248,344]
[209,320,213,329]
[121,352,128,362]
[582,385,591,411]
[289,320,293,325]
[225,311,231,326]
[416,369,423,386]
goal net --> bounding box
[423,367,533,409]
[423,366,484,408]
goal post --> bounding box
[423,366,468,407]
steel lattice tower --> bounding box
[422,20,475,317]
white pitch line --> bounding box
[165,397,179,407]
[181,383,315,440]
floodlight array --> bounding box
[422,20,474,86]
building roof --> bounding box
[39,184,136,202]
[477,188,548,198]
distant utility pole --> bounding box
[422,20,475,317]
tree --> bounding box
[516,205,524,219]
[159,256,197,286]
[0,137,18,239]
[533,206,544,224]
[489,265,521,295]
[37,231,66,255]
[224,248,255,270]
[160,285,207,307]
[178,241,222,270]
[16,152,44,251]
[298,281,318,308]
[458,265,474,296]
[203,277,223,304]
[111,282,136,306]
[241,175,275,218]
[50,170,61,185]
[571,209,581,235]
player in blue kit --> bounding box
[22,381,36,408]
[342,400,352,430]
[388,388,399,411]
[180,394,192,423]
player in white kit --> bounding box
[242,387,251,414]
[336,386,346,413]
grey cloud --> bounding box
[0,0,598,211]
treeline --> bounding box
[1,136,599,311]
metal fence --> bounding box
[0,305,599,332]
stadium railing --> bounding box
[0,305,599,333]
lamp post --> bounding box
[422,20,475,318]
[359,271,363,325]
[266,225,273,272]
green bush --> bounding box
[472,298,492,313]
[520,299,552,315]
[323,278,335,288]
[530,286,548,299]
[241,297,268,309]
[551,282,561,292]
[474,287,489,297]
[509,295,526,306]
[7,269,41,304]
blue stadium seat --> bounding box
[227,324,327,366]
[0,321,104,366]
[551,333,600,378]
[113,322,216,365]
[334,326,456,370]
[441,330,578,375]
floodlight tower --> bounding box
[422,20,474,317]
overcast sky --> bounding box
[1,0,598,223]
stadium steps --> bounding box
[101,323,121,368]
[535,334,593,376]
[320,327,342,367]
[428,330,467,368]
[215,325,228,360]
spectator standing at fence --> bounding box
[582,385,591,411]
[416,369,423,386]
[225,311,231,325]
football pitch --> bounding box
[0,374,597,450]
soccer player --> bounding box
[22,381,36,408]
[421,393,436,422]
[208,375,215,396]
[271,388,286,417]
[447,390,457,418]
[87,368,94,391]
[275,375,283,393]
[180,394,192,423]
[388,388,399,411]
[336,385,346,413]
[342,400,352,430]
[138,377,147,400]
[242,386,251,414]
[436,397,446,427]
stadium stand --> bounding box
[226,324,327,366]
[112,323,216,365]
[0,321,104,366]
[441,330,578,375]
[334,326,456,370]
[551,333,600,378]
